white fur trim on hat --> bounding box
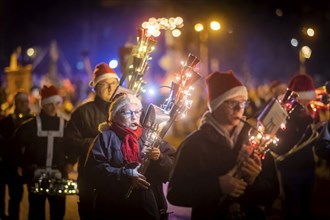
[89,73,119,88]
[41,95,63,106]
[297,90,316,100]
[208,86,248,112]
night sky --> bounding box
[1,0,329,88]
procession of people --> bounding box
[0,4,330,220]
[0,58,329,220]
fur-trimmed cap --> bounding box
[89,63,119,88]
[288,74,316,100]
[40,85,62,106]
[206,71,248,111]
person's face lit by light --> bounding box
[113,103,142,130]
[95,78,119,102]
[213,95,247,130]
[42,101,62,117]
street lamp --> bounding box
[194,20,221,75]
[299,45,312,74]
[292,26,315,75]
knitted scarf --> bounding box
[110,122,143,163]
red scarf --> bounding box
[110,122,143,163]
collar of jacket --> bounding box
[95,95,111,113]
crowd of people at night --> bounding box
[0,57,329,220]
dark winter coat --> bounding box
[14,111,69,183]
[0,112,33,173]
[64,95,110,166]
[167,123,279,220]
[84,128,176,220]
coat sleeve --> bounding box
[315,121,330,162]
[166,136,223,207]
[64,109,95,164]
[147,140,177,182]
[85,132,127,185]
[243,151,280,207]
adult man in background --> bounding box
[64,63,119,220]
[272,74,319,219]
[0,90,33,220]
[14,85,70,219]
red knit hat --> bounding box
[288,74,316,100]
[206,71,248,111]
[89,63,119,88]
[40,85,62,106]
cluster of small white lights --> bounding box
[141,17,184,37]
[32,180,78,195]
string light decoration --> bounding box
[120,17,184,95]
[125,53,201,199]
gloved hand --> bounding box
[218,170,247,198]
[123,164,150,190]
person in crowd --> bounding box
[315,120,330,164]
[0,90,33,220]
[64,62,120,220]
[271,73,319,219]
[13,85,71,220]
[314,118,330,182]
[84,93,176,219]
[167,71,280,220]
[269,80,288,99]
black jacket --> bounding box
[0,112,33,172]
[14,111,68,183]
[167,123,279,220]
[64,95,110,171]
[315,120,330,162]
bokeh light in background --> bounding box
[307,28,315,37]
[109,59,118,69]
[301,46,312,59]
[76,61,84,70]
[1,0,329,88]
[210,21,221,31]
[26,48,35,57]
[291,38,299,47]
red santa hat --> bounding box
[288,74,316,100]
[206,71,248,111]
[40,85,62,106]
[89,63,119,88]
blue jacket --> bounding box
[84,128,176,219]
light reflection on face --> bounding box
[113,103,142,130]
[42,102,62,117]
[95,78,119,102]
[213,95,247,128]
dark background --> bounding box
[1,0,329,88]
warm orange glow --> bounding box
[210,21,221,31]
[194,23,204,32]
